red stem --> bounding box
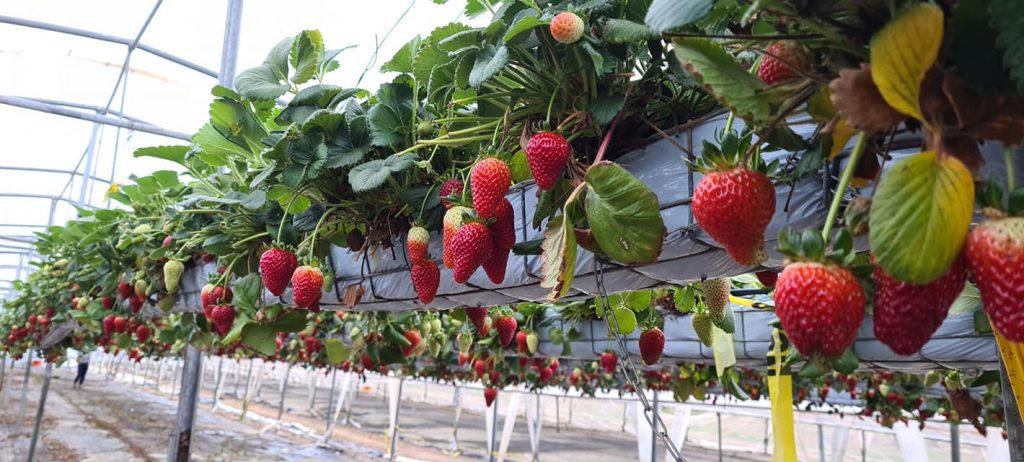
[592,114,623,166]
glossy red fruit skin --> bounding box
[135,325,151,343]
[113,317,128,333]
[483,246,509,285]
[692,168,775,266]
[210,305,236,337]
[490,198,516,250]
[526,132,571,190]
[873,256,967,355]
[406,226,430,263]
[484,387,498,407]
[129,296,144,313]
[757,41,808,84]
[600,351,617,374]
[402,330,421,357]
[775,262,866,358]
[118,280,132,300]
[291,266,324,309]
[439,179,465,210]
[966,217,1024,341]
[103,315,115,335]
[466,306,488,332]
[410,260,440,305]
[260,248,298,296]
[755,270,778,289]
[516,330,529,354]
[496,316,518,347]
[639,328,665,365]
[101,297,114,310]
[451,222,493,283]
[470,158,511,219]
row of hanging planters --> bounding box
[3,0,1024,435]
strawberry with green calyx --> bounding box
[439,179,465,210]
[210,304,236,337]
[966,179,1024,341]
[470,158,511,219]
[691,312,714,347]
[639,327,665,365]
[702,277,730,324]
[410,260,439,305]
[691,129,776,266]
[443,206,472,269]
[600,351,617,374]
[495,312,518,348]
[451,220,493,283]
[291,264,324,309]
[526,132,571,190]
[406,226,430,263]
[549,11,584,44]
[260,247,298,296]
[163,259,184,294]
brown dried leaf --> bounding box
[923,70,1024,146]
[342,283,364,308]
[940,135,985,174]
[829,64,905,133]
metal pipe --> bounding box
[717,412,723,462]
[489,393,498,462]
[0,165,113,184]
[276,364,292,423]
[6,97,153,125]
[652,392,659,462]
[167,346,202,462]
[950,422,961,462]
[861,429,866,462]
[326,369,337,430]
[0,15,218,78]
[0,95,191,140]
[218,0,244,88]
[817,424,825,462]
[389,377,404,462]
[18,349,33,429]
[26,362,53,462]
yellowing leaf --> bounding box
[870,3,944,122]
[869,151,974,284]
[540,184,584,301]
[828,118,857,161]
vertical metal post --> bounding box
[861,429,866,462]
[763,418,770,454]
[489,393,499,462]
[212,356,225,410]
[950,422,961,462]
[388,377,404,462]
[651,392,658,462]
[167,345,202,462]
[1000,360,1024,462]
[18,349,33,428]
[142,360,150,387]
[717,412,723,462]
[326,369,337,430]
[276,364,292,423]
[155,359,164,391]
[555,396,560,433]
[26,363,53,462]
[817,424,826,462]
[0,352,7,395]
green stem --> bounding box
[723,112,735,134]
[305,206,337,260]
[822,132,868,243]
[1006,147,1016,192]
[233,231,270,248]
[417,134,493,145]
[545,80,563,131]
[276,189,304,244]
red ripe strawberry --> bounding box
[483,246,509,284]
[692,168,775,265]
[117,280,132,300]
[201,285,233,311]
[484,387,498,407]
[291,266,324,309]
[526,132,571,190]
[113,316,128,334]
[102,315,115,335]
[28,314,37,325]
[873,256,967,355]
[439,179,465,210]
[490,198,516,250]
[639,328,665,365]
[757,41,809,85]
[549,11,584,44]
[539,366,554,382]
[305,336,321,353]
[600,351,617,374]
[410,260,440,305]
[407,226,430,263]
[129,296,144,313]
[489,370,500,386]
[210,304,236,337]
[260,247,298,296]
[451,222,493,283]
[402,330,422,357]
[516,330,529,354]
[361,352,376,370]
[458,352,470,367]
[135,325,151,344]
[466,306,488,332]
[756,270,779,289]
[775,262,866,358]
[548,358,559,371]
[101,296,114,310]
[474,358,487,377]
[966,217,1024,341]
[443,206,471,269]
[469,158,511,219]
[495,316,518,347]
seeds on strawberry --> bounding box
[757,41,810,84]
[483,246,510,285]
[407,226,430,263]
[775,262,865,358]
[490,198,516,250]
[526,132,571,190]
[466,306,488,333]
[470,158,511,219]
[966,217,1024,341]
[692,312,714,347]
[484,387,498,407]
[549,12,584,44]
[164,260,184,294]
[600,351,617,374]
[451,222,493,283]
[496,315,517,347]
[439,179,465,210]
[291,266,324,309]
[873,256,966,355]
[210,304,236,337]
[703,278,730,324]
[443,206,471,269]
[402,329,422,357]
[260,247,298,296]
[692,168,775,266]
[410,260,440,305]
[639,328,665,365]
[135,325,151,343]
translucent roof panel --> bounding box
[0,0,483,291]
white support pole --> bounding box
[525,391,543,461]
[486,392,499,462]
[306,371,319,416]
[387,376,404,461]
[323,371,351,444]
[26,362,53,462]
[893,420,928,462]
[635,402,653,462]
[324,369,337,430]
[666,405,692,461]
[211,356,225,410]
[830,424,851,462]
[496,391,521,462]
[275,364,292,423]
[447,385,463,455]
[18,349,33,429]
[986,426,1011,462]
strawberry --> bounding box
[407,226,430,263]
[474,358,488,377]
[402,330,422,357]
[756,270,778,289]
[480,316,492,337]
[134,280,148,299]
[458,352,471,367]
[117,280,132,300]
[361,352,376,370]
[525,132,571,190]
[162,235,174,247]
[691,312,713,347]
[516,330,529,354]
[548,358,559,372]
[466,306,488,334]
[113,316,128,334]
[439,179,465,210]
[410,260,440,305]
[692,168,775,265]
[260,247,298,296]
[639,328,665,365]
[305,336,321,353]
[443,206,471,268]
[549,11,584,44]
[966,217,1024,341]
[129,296,144,313]
[201,284,233,311]
[600,351,617,374]
[102,315,115,335]
[526,331,538,355]
[484,387,498,407]
[775,262,865,358]
[451,222,493,283]
[163,260,184,294]
[757,41,810,85]
[495,315,517,347]
[469,158,511,219]
[135,325,151,344]
[490,198,516,249]
[457,331,473,353]
[483,246,509,284]
[210,304,236,337]
[291,266,324,309]
[702,278,730,324]
[101,296,114,310]
[539,366,554,382]
[873,256,966,355]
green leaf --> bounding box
[834,349,859,375]
[584,163,665,264]
[870,151,974,284]
[348,153,417,192]
[293,203,325,232]
[644,0,713,33]
[290,30,324,84]
[324,338,351,365]
[672,39,771,123]
[948,0,1017,93]
[991,0,1024,91]
[367,83,414,147]
[950,282,980,316]
[503,14,543,43]
[469,45,509,88]
[675,286,695,313]
[382,36,421,73]
[133,145,189,166]
[240,190,266,210]
[612,306,638,334]
[236,64,290,101]
[242,324,277,355]
[232,274,263,314]
[591,94,625,126]
[270,309,308,332]
[208,99,267,155]
[601,19,660,44]
[202,234,232,256]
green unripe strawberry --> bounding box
[692,312,714,347]
[164,260,185,294]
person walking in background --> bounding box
[73,349,91,388]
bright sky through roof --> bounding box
[0,0,483,294]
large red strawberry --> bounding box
[873,256,967,355]
[692,168,775,265]
[113,316,128,334]
[484,387,498,407]
[600,351,618,374]
[410,260,439,305]
[549,11,584,44]
[103,315,115,335]
[291,266,324,309]
[210,304,236,336]
[639,328,665,365]
[451,222,493,283]
[466,306,488,332]
[490,198,516,250]
[101,296,114,310]
[439,179,465,210]
[495,315,517,347]
[470,158,511,219]
[757,41,810,84]
[402,330,422,357]
[756,270,778,289]
[526,132,571,190]
[260,247,298,296]
[201,284,233,312]
[516,330,530,354]
[135,325,151,343]
[129,296,144,313]
[775,262,865,358]
[117,279,132,300]
[443,206,470,269]
[407,226,430,263]
[966,217,1024,341]
[483,246,509,284]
